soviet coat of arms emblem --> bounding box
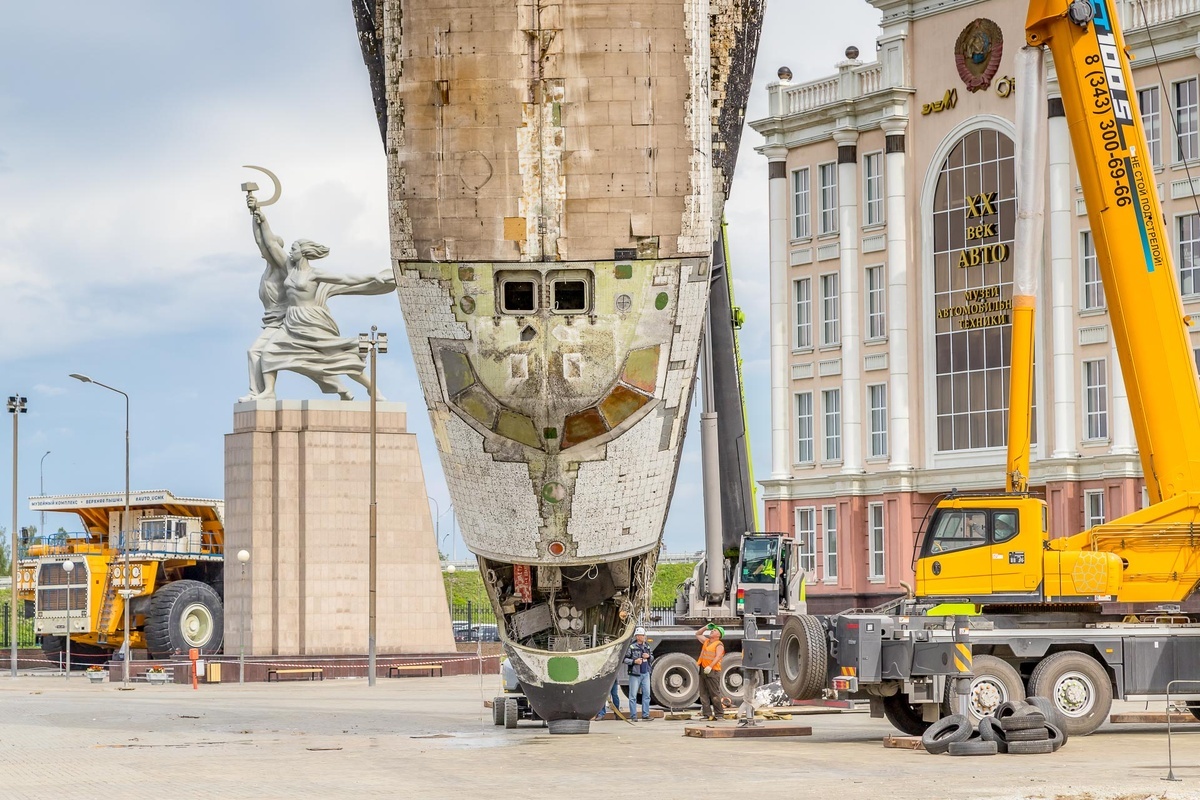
[954,18,1004,92]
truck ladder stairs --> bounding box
[95,571,116,644]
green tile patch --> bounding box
[654,291,669,310]
[496,409,542,449]
[543,427,558,440]
[620,346,660,394]
[459,296,476,314]
[614,262,633,280]
[541,481,566,504]
[546,656,579,683]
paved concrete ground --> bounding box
[1,674,1198,799]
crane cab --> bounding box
[915,495,1048,603]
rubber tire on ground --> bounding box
[1008,738,1056,755]
[718,652,747,704]
[1005,727,1050,742]
[882,692,933,736]
[1027,651,1113,737]
[921,713,973,755]
[1025,695,1070,747]
[977,716,1008,753]
[144,579,224,658]
[943,654,1025,724]
[650,652,700,710]
[778,615,828,701]
[948,740,998,756]
[1189,702,1200,722]
[1001,709,1047,732]
[492,697,505,726]
[1043,721,1066,752]
[503,698,519,729]
[994,700,1023,720]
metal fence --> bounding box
[1,602,37,649]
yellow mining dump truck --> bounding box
[16,490,225,664]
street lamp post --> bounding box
[39,451,50,542]
[357,327,387,687]
[237,549,250,684]
[69,374,130,687]
[8,393,27,677]
[62,560,74,679]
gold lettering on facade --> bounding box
[938,285,1011,329]
[922,88,958,115]
[965,192,998,218]
[959,313,1011,329]
[955,243,1009,269]
[995,75,1015,98]
[966,222,997,240]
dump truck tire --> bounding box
[1027,651,1112,736]
[882,692,932,736]
[942,654,1025,723]
[40,635,65,667]
[650,652,700,710]
[145,580,224,658]
[778,615,827,701]
[921,714,972,755]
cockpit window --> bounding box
[928,510,988,554]
[992,510,1019,544]
[740,537,779,584]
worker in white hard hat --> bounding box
[624,626,655,721]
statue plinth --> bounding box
[223,400,454,656]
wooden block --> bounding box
[1109,712,1199,724]
[483,699,494,709]
[884,735,925,750]
[683,724,813,739]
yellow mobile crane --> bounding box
[906,0,1200,732]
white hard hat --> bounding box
[634,626,647,636]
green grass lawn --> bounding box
[444,562,696,610]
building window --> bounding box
[869,383,888,457]
[823,388,842,462]
[792,168,811,240]
[1081,231,1105,310]
[1139,86,1161,168]
[866,264,886,339]
[1176,78,1199,162]
[1084,490,1105,528]
[795,392,814,464]
[795,507,816,574]
[1194,347,1200,375]
[864,152,884,226]
[1180,214,1200,296]
[868,502,886,581]
[794,277,812,349]
[1084,359,1108,441]
[820,272,840,346]
[823,505,838,580]
[932,129,1017,451]
[818,162,838,235]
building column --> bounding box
[1048,97,1078,458]
[881,117,910,470]
[1110,338,1135,453]
[835,129,863,474]
[766,145,792,479]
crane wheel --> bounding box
[650,652,700,709]
[942,654,1025,723]
[145,580,224,658]
[1027,651,1112,736]
[778,615,827,701]
[717,652,747,704]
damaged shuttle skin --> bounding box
[352,0,762,732]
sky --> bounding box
[0,1,882,557]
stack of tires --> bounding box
[921,697,1068,757]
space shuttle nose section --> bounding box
[504,634,632,732]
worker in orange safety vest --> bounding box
[694,623,725,721]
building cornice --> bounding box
[869,0,990,24]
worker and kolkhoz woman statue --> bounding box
[238,165,396,402]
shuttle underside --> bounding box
[357,0,763,730]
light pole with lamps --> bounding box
[237,549,250,684]
[62,560,74,679]
[357,327,387,687]
[39,451,50,543]
[8,393,27,677]
[68,374,131,687]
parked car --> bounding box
[453,622,500,642]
